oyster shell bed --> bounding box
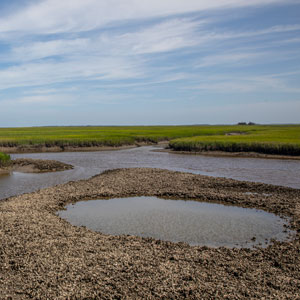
[1,168,299,299]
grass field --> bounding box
[0,152,11,167]
[0,125,261,147]
[169,125,300,156]
[0,125,299,155]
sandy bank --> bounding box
[1,168,299,299]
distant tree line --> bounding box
[237,122,256,125]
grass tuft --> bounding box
[0,152,11,167]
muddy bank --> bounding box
[0,142,168,154]
[1,168,299,299]
[2,142,298,160]
[161,148,300,160]
[225,132,247,136]
[0,145,137,154]
[0,158,73,173]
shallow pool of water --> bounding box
[58,196,293,248]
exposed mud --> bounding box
[225,132,247,136]
[161,148,300,160]
[1,141,298,160]
[0,158,73,173]
[0,142,168,154]
[1,168,300,299]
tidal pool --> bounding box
[58,196,293,248]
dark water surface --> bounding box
[58,196,294,248]
[1,146,300,200]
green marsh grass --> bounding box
[169,125,300,156]
[0,125,258,148]
[0,125,299,155]
[0,152,11,167]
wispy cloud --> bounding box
[10,39,89,62]
[2,14,299,91]
[188,73,300,93]
[239,24,300,37]
[0,0,299,125]
[0,93,76,106]
[196,52,266,68]
[123,18,203,54]
[0,18,203,90]
[4,18,203,63]
[0,0,293,35]
[0,55,145,90]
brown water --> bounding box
[1,146,299,200]
[58,197,294,248]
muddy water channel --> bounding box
[1,146,300,200]
[58,196,293,248]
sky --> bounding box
[0,0,299,126]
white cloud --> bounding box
[0,0,299,125]
[189,74,300,93]
[196,52,266,68]
[11,39,89,62]
[0,93,76,106]
[92,18,204,56]
[0,56,144,90]
[125,19,202,54]
[0,0,294,35]
[5,18,300,65]
[17,95,63,104]
[195,24,300,44]
[22,87,79,95]
[0,17,203,89]
[253,24,300,36]
[195,47,300,69]
[89,73,189,90]
[1,18,203,65]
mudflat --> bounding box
[160,148,300,160]
[0,145,138,154]
[0,158,73,174]
[1,168,299,299]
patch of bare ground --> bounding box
[225,132,247,136]
[0,141,167,154]
[2,158,73,173]
[0,169,9,175]
[160,148,300,160]
[1,168,300,299]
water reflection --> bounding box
[58,197,294,248]
[0,146,299,200]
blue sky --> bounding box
[0,0,299,126]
